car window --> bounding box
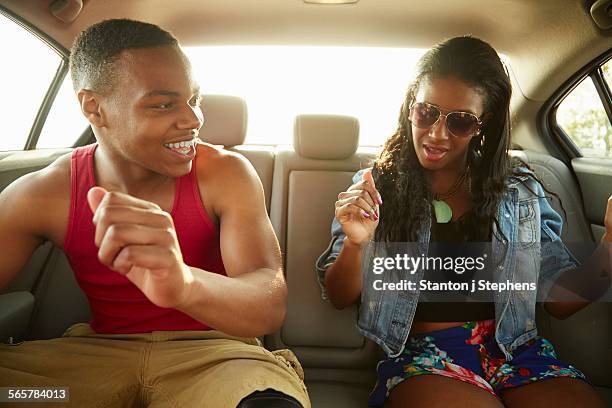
[37,74,89,149]
[0,12,61,151]
[603,59,611,88]
[556,61,612,158]
[185,46,426,146]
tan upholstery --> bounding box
[267,115,381,394]
[307,381,371,408]
[199,94,248,147]
[516,151,611,389]
[198,95,273,211]
[293,114,359,160]
[510,150,593,242]
[229,146,274,213]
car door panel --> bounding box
[572,158,612,238]
[0,148,75,342]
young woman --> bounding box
[316,36,609,407]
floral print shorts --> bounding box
[368,320,587,406]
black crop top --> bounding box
[414,209,495,322]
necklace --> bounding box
[432,167,470,224]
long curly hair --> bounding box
[373,36,518,242]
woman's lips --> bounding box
[423,144,449,161]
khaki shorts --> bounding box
[0,323,310,408]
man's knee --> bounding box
[237,389,303,408]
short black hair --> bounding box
[69,19,179,93]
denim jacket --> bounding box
[315,168,579,360]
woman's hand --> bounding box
[603,196,612,243]
[335,170,382,248]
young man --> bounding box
[0,19,309,408]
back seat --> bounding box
[1,95,610,405]
[266,114,379,407]
[199,94,274,212]
[513,150,612,403]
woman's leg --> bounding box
[370,321,502,407]
[501,377,606,408]
[387,375,504,408]
[486,336,604,408]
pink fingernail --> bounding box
[373,213,379,221]
[378,196,383,205]
[362,211,370,218]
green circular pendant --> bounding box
[432,199,452,223]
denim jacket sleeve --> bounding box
[534,180,580,300]
[315,169,368,300]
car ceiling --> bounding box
[1,0,610,104]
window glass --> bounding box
[185,46,427,146]
[0,13,61,151]
[38,74,89,148]
[603,60,611,89]
[556,76,612,158]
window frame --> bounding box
[0,5,70,151]
[543,50,612,160]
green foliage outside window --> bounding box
[557,62,612,158]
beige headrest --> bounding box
[293,114,359,160]
[199,95,248,147]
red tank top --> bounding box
[63,143,226,333]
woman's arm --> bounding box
[324,238,366,309]
[316,169,381,309]
[543,239,610,319]
[540,189,612,319]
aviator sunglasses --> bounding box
[409,101,483,138]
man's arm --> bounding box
[180,152,286,336]
[543,197,612,319]
[0,161,69,291]
[89,152,286,337]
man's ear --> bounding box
[77,90,106,128]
